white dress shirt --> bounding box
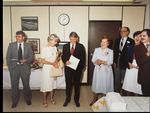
[70,43,76,50]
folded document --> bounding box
[67,55,80,70]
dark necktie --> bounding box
[18,43,23,61]
[146,44,149,50]
[121,39,123,47]
[70,44,75,55]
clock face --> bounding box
[58,13,70,26]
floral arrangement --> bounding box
[104,51,109,56]
[31,58,42,70]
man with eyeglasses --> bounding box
[113,26,135,95]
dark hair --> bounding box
[122,26,130,33]
[133,31,141,38]
[141,29,150,38]
[100,34,111,45]
[16,31,26,37]
[69,32,79,38]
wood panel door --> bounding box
[88,21,122,85]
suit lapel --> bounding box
[14,42,18,59]
[122,37,130,51]
[73,43,78,55]
[141,43,147,52]
[24,43,27,59]
[117,38,121,49]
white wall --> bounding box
[3,7,11,65]
[122,6,145,38]
[144,0,150,28]
[50,6,89,83]
[11,6,49,58]
[89,6,122,20]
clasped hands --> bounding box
[128,63,139,69]
[95,59,107,65]
[52,61,59,68]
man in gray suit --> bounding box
[6,31,34,108]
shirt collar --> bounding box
[17,42,24,45]
[70,43,76,48]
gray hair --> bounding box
[47,34,60,43]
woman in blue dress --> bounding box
[90,35,114,106]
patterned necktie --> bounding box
[70,44,75,55]
[18,43,23,61]
[146,44,149,50]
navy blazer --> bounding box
[126,44,135,69]
[61,42,86,71]
[114,37,135,69]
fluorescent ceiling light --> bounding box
[83,0,133,1]
[3,0,31,1]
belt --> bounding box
[17,62,23,65]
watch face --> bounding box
[58,13,70,26]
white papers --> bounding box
[67,55,80,70]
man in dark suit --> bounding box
[62,32,86,107]
[135,29,150,96]
[6,31,34,108]
[113,26,135,94]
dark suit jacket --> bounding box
[126,44,135,69]
[6,41,34,71]
[61,42,86,72]
[135,43,150,86]
[114,37,135,69]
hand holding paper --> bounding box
[66,55,80,70]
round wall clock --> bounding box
[58,13,70,26]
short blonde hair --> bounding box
[47,34,60,43]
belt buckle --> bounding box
[17,62,23,65]
[17,62,20,65]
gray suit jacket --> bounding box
[6,41,34,71]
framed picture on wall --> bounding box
[27,38,40,54]
[21,16,38,31]
[57,41,69,52]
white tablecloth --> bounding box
[92,96,150,112]
[3,67,66,90]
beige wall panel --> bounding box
[145,1,150,29]
[89,6,122,20]
[50,6,88,83]
[11,6,49,58]
[122,6,145,38]
[3,7,11,65]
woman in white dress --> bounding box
[122,31,142,95]
[40,34,60,107]
[90,35,114,106]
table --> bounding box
[92,96,150,112]
[3,67,66,90]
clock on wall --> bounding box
[58,13,70,26]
